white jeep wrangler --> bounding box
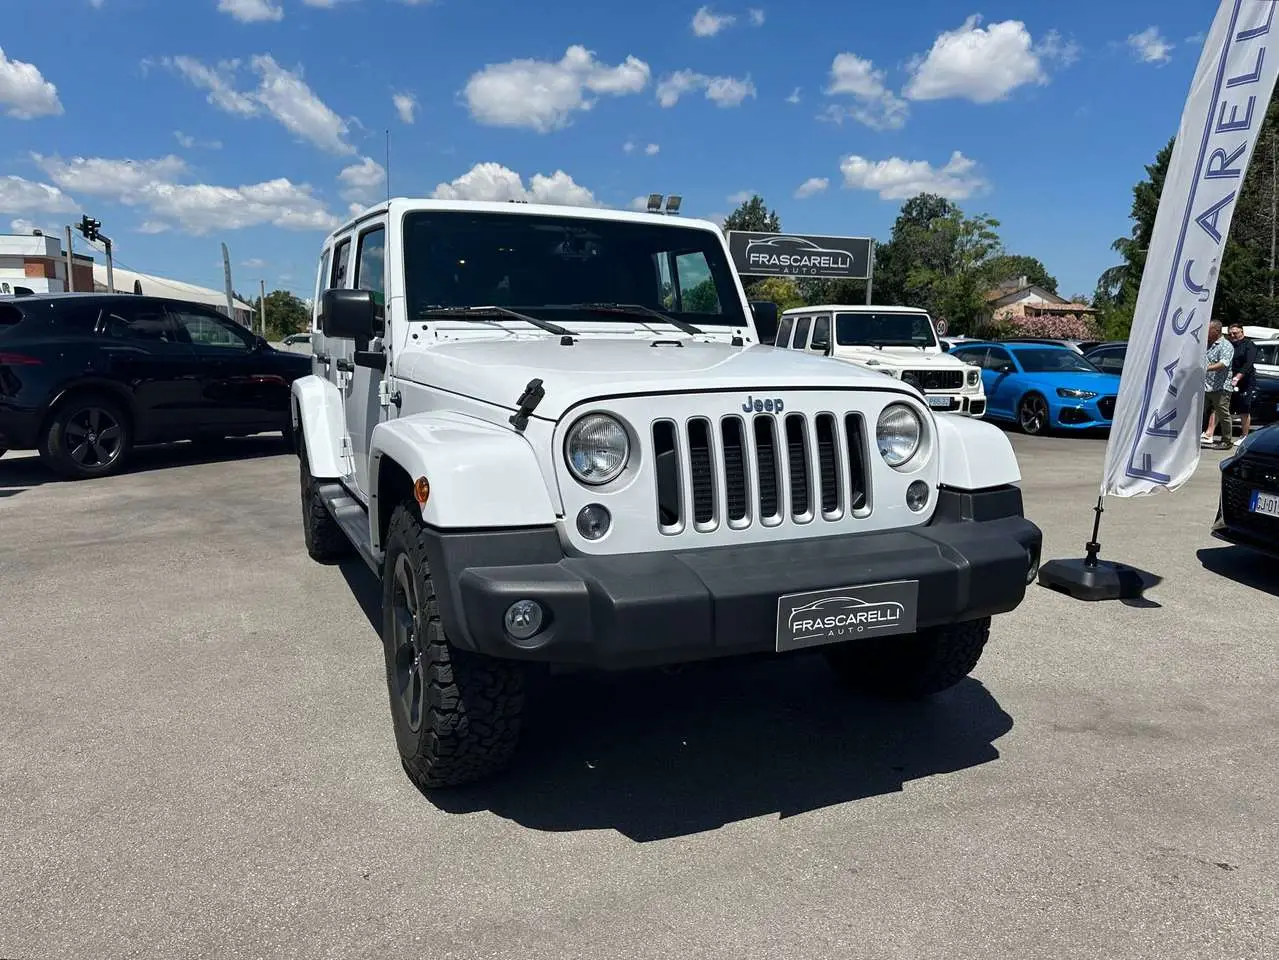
[777,305,987,418]
[292,199,1041,789]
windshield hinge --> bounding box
[509,378,545,432]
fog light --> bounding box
[504,600,544,640]
[906,480,931,512]
[576,503,612,540]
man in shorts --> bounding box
[1202,321,1235,450]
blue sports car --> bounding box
[947,341,1121,434]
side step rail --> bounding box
[316,482,381,573]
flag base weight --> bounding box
[1037,558,1146,602]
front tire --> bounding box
[1017,393,1050,435]
[298,432,351,564]
[39,394,131,480]
[381,503,525,789]
[824,618,991,698]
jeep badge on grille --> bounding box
[742,396,784,413]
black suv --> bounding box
[0,293,311,479]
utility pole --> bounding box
[221,243,235,323]
[865,240,876,305]
[64,225,75,293]
[259,279,267,336]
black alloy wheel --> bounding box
[390,552,427,733]
[1018,393,1050,435]
[64,406,125,469]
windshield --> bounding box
[402,211,747,327]
[1015,348,1102,373]
[835,312,937,348]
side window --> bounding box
[171,308,253,352]
[331,237,352,289]
[101,302,177,343]
[50,303,103,334]
[1258,343,1277,364]
[810,315,831,353]
[656,254,675,310]
[774,316,794,347]
[674,251,721,314]
[316,249,332,299]
[986,348,1014,371]
[355,226,386,305]
[791,316,811,350]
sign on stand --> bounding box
[727,231,872,280]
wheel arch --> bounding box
[292,374,346,478]
[40,379,137,441]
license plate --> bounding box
[1251,490,1279,518]
[927,395,955,409]
[776,580,919,653]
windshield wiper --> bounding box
[417,305,576,339]
[563,302,704,336]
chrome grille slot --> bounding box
[687,418,716,527]
[815,413,841,516]
[753,415,781,522]
[653,420,682,533]
[721,416,749,523]
[785,414,812,522]
[844,414,869,513]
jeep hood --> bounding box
[395,338,906,420]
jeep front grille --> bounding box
[655,413,870,534]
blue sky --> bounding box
[0,0,1216,300]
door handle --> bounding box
[335,358,355,372]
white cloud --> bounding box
[348,201,365,216]
[431,162,596,206]
[623,140,635,153]
[173,131,222,149]
[904,16,1047,103]
[794,177,829,199]
[749,8,765,26]
[463,45,650,132]
[822,53,908,130]
[644,142,660,155]
[163,55,353,154]
[840,150,987,200]
[10,218,37,233]
[27,151,339,234]
[338,156,386,202]
[628,195,650,211]
[0,46,63,119]
[0,176,78,216]
[656,70,755,108]
[1129,27,1173,65]
[242,257,267,268]
[217,0,283,22]
[727,190,754,205]
[1037,30,1080,67]
[393,91,416,124]
[786,86,801,104]
[692,6,735,36]
[88,0,105,8]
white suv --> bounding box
[291,199,1041,789]
[777,305,987,417]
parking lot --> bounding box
[1,433,1276,960]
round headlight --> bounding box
[967,368,980,387]
[565,413,630,485]
[876,403,923,468]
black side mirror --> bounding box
[810,337,830,352]
[998,362,1015,374]
[320,289,380,344]
[749,300,779,344]
[254,335,268,351]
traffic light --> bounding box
[77,215,102,243]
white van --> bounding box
[777,305,987,417]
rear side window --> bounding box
[774,316,794,347]
[50,303,103,333]
[102,303,177,344]
[0,304,23,327]
[791,316,811,350]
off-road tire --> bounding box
[381,503,525,789]
[297,432,350,564]
[39,393,132,480]
[824,617,991,698]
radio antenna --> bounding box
[385,129,391,201]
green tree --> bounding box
[722,194,781,233]
[981,254,1057,294]
[252,289,310,340]
[746,275,806,312]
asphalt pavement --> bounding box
[1,431,1276,960]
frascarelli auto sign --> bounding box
[727,231,872,280]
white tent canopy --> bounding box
[91,263,254,323]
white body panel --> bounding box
[293,199,1025,555]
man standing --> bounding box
[1227,322,1257,445]
[1202,320,1235,450]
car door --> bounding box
[346,221,388,496]
[983,346,1019,418]
[96,299,205,441]
[168,305,279,434]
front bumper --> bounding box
[423,486,1042,670]
[1212,456,1279,558]
[0,401,44,451]
[1053,397,1115,429]
[921,393,985,417]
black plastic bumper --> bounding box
[422,486,1042,670]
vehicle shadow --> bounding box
[429,661,1014,842]
[0,435,291,496]
[1197,545,1279,597]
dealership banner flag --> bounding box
[1102,0,1279,497]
